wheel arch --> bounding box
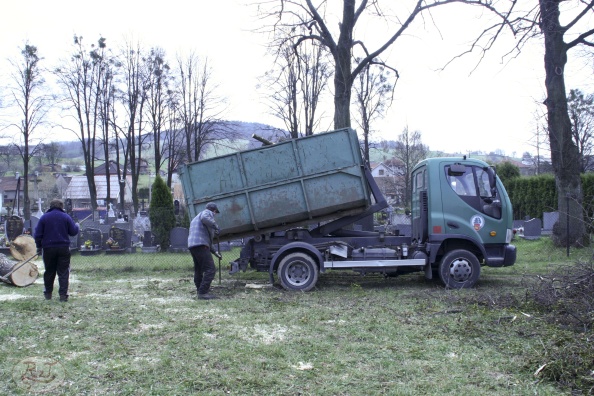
[268,241,324,275]
[430,236,485,267]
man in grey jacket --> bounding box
[188,202,222,300]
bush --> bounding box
[148,175,176,251]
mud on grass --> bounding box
[0,259,571,396]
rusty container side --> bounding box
[179,128,371,240]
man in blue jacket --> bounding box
[34,199,79,302]
[188,202,222,300]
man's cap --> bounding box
[206,202,220,213]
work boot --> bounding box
[197,293,219,300]
[44,293,52,300]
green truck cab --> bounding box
[411,158,516,288]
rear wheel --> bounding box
[438,249,480,289]
[277,252,319,292]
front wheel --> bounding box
[277,252,319,292]
[438,249,480,289]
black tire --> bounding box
[277,252,319,292]
[438,249,481,289]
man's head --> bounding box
[206,202,220,214]
[50,199,64,210]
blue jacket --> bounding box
[34,207,79,249]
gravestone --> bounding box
[218,241,231,252]
[143,231,155,247]
[543,211,559,233]
[6,216,24,242]
[80,228,103,256]
[168,227,189,253]
[522,218,542,240]
[142,231,158,253]
[396,224,412,236]
[105,227,129,254]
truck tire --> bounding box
[438,249,480,289]
[278,252,319,292]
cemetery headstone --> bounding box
[106,227,129,254]
[522,218,542,240]
[80,228,103,256]
[168,227,189,253]
[6,216,24,242]
[543,211,559,233]
[142,230,158,253]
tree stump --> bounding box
[0,254,39,287]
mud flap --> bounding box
[424,263,433,279]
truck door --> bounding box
[445,164,501,220]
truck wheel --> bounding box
[278,252,319,292]
[438,249,480,289]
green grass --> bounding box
[0,241,582,395]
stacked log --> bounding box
[0,254,39,287]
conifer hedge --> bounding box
[505,173,594,224]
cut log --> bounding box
[0,253,39,287]
[10,235,37,261]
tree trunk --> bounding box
[333,0,355,130]
[0,254,38,287]
[540,0,587,246]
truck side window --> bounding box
[447,167,477,197]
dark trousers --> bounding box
[190,245,216,295]
[42,246,72,297]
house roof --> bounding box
[0,178,20,192]
[64,175,133,201]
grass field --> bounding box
[0,238,586,395]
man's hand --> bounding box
[36,248,42,256]
[214,226,220,236]
[214,251,222,260]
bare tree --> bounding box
[55,36,109,212]
[265,33,330,138]
[258,0,476,130]
[461,0,594,245]
[144,47,172,177]
[176,53,228,163]
[7,44,50,220]
[97,53,116,208]
[393,127,428,208]
[113,39,148,214]
[40,141,63,172]
[567,89,594,173]
[353,61,397,166]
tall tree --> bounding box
[55,36,109,212]
[148,174,176,251]
[7,44,49,220]
[265,34,330,137]
[259,0,465,130]
[353,61,396,166]
[567,89,594,173]
[144,47,172,177]
[176,53,228,163]
[462,0,594,245]
[393,127,428,208]
[116,39,148,214]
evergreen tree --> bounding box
[149,175,176,251]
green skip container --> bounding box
[178,128,372,240]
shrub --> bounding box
[148,175,176,251]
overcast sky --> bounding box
[2,0,593,158]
